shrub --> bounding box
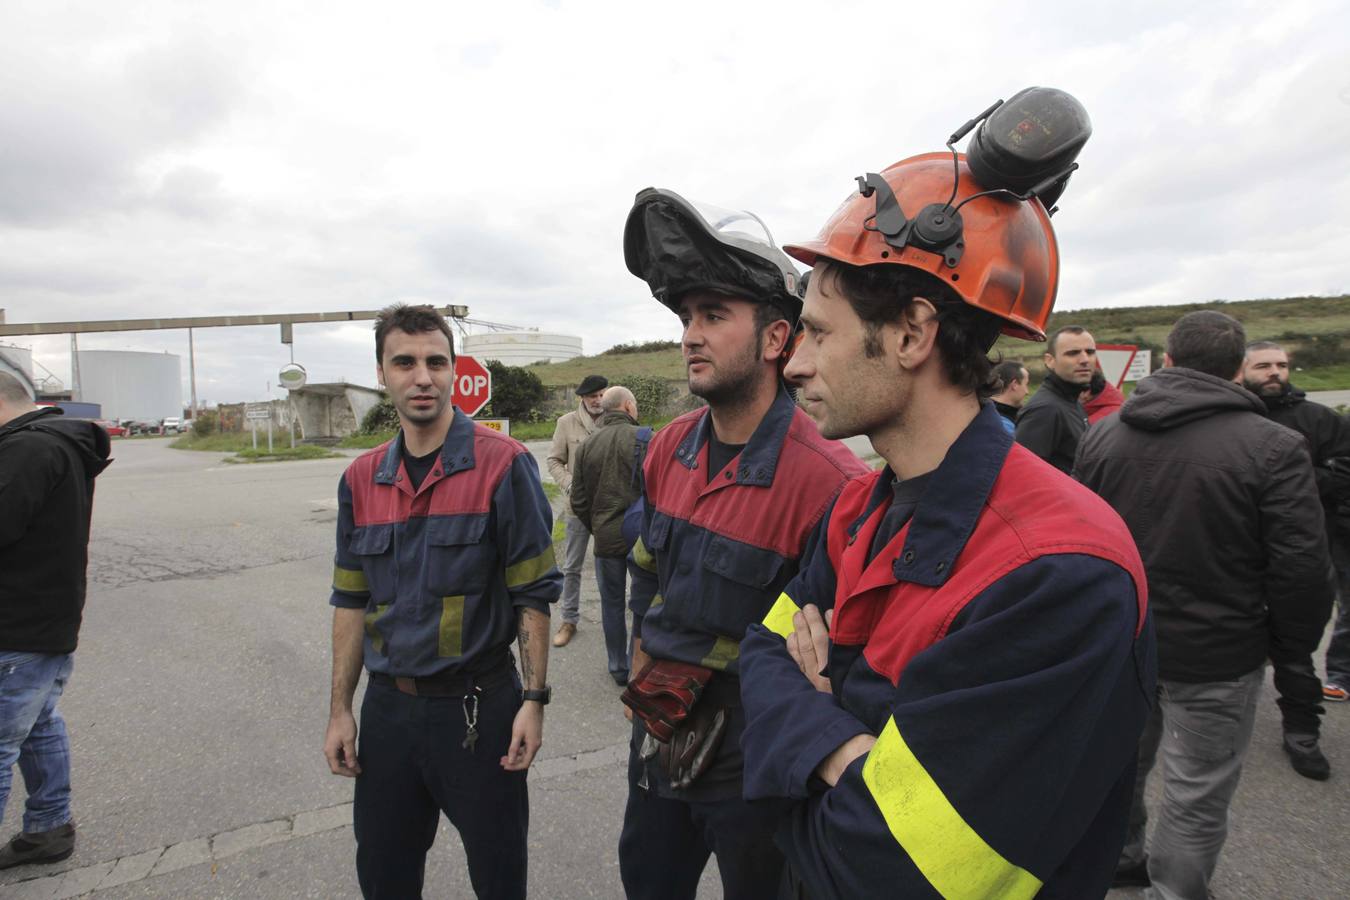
[625,374,675,422]
[602,339,681,356]
[190,410,219,437]
[481,361,549,422]
[1291,334,1348,368]
[360,399,399,434]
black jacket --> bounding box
[1256,384,1350,518]
[1075,368,1332,682]
[0,408,112,653]
[1015,372,1089,473]
[569,410,643,558]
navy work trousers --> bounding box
[353,678,528,899]
[618,732,783,900]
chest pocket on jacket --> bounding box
[645,510,674,553]
[350,523,393,556]
[348,524,395,601]
[697,535,789,636]
[425,515,491,596]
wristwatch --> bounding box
[521,686,552,705]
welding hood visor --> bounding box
[623,188,803,321]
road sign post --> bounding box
[246,403,271,451]
[452,356,493,417]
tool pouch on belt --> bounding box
[657,700,727,789]
[620,659,714,743]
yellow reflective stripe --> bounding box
[700,636,740,671]
[863,718,1042,900]
[364,604,389,655]
[505,546,556,588]
[761,592,801,639]
[333,565,368,594]
[438,596,465,657]
[650,593,664,607]
[632,537,657,573]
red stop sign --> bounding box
[452,355,492,417]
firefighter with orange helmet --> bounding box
[738,88,1157,898]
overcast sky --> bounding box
[2,0,1347,407]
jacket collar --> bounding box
[1042,371,1085,401]
[0,406,60,441]
[598,410,638,428]
[848,402,1013,589]
[673,384,796,487]
[375,408,477,485]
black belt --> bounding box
[369,654,513,697]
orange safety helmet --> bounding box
[785,87,1090,342]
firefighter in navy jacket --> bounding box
[323,304,560,900]
[619,190,868,899]
[739,89,1158,899]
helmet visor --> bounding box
[623,188,802,321]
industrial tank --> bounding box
[462,331,582,366]
[0,344,35,399]
[75,350,182,422]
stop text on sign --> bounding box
[451,356,492,417]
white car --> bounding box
[161,417,182,434]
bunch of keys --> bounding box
[462,686,482,752]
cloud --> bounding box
[0,0,1346,404]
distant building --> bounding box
[462,331,582,366]
[0,344,36,400]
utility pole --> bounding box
[188,327,197,417]
[70,334,81,401]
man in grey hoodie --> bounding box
[1075,311,1333,900]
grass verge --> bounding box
[339,431,397,449]
[171,432,263,452]
[226,445,343,463]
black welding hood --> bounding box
[623,188,803,321]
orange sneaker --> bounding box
[1323,683,1348,702]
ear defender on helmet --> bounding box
[785,87,1092,342]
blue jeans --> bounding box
[595,556,631,677]
[0,651,75,833]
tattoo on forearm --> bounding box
[518,618,535,684]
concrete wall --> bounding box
[289,384,384,440]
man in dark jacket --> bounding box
[0,372,112,869]
[1015,324,1095,471]
[1242,340,1350,775]
[1076,311,1333,899]
[1244,341,1350,708]
[988,360,1029,432]
[569,386,643,685]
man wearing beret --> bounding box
[547,374,608,647]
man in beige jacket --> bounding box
[546,374,607,646]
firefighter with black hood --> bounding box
[738,88,1157,898]
[619,192,868,898]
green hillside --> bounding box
[527,295,1350,390]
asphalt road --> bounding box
[1,437,1345,899]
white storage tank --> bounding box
[462,331,582,366]
[76,350,182,422]
[0,344,35,399]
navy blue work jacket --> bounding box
[330,410,560,677]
